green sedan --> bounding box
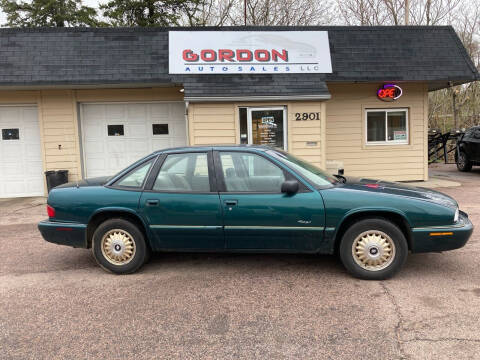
[38,146,473,280]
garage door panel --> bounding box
[151,138,171,150]
[25,144,41,157]
[128,124,148,136]
[23,108,38,121]
[24,128,41,142]
[86,159,105,175]
[106,140,127,153]
[127,139,149,153]
[2,144,22,158]
[84,124,103,139]
[83,104,105,119]
[105,104,125,120]
[82,102,186,178]
[127,104,147,119]
[4,181,26,195]
[0,108,19,120]
[26,179,44,193]
[26,162,43,176]
[84,140,104,154]
[3,163,23,177]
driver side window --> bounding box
[219,152,285,192]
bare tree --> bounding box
[179,0,236,26]
[182,0,336,26]
[335,0,463,26]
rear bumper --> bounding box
[38,220,87,248]
[411,212,473,253]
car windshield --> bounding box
[267,150,337,188]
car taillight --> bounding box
[47,205,55,218]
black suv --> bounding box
[456,126,480,171]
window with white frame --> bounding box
[366,109,408,145]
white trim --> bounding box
[0,103,37,107]
[246,106,288,151]
[185,94,331,102]
[79,100,185,105]
[224,226,325,231]
[365,108,409,146]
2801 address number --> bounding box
[295,112,320,121]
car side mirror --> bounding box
[281,180,299,194]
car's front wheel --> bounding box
[92,218,149,274]
[456,150,472,172]
[339,218,408,280]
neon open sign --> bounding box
[377,84,403,101]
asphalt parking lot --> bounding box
[1,164,479,360]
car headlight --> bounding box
[454,207,459,223]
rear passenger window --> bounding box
[219,152,285,192]
[115,160,154,188]
[153,153,210,192]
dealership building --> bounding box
[0,26,477,198]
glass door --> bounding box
[246,107,287,150]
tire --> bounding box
[92,218,150,274]
[456,151,472,172]
[339,218,408,280]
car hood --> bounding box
[55,176,111,189]
[340,177,458,209]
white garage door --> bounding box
[0,106,44,198]
[81,102,186,178]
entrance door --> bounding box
[247,107,287,150]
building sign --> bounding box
[377,84,403,101]
[169,31,332,74]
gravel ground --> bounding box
[1,164,479,359]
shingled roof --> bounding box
[0,26,476,96]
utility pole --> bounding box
[244,0,247,26]
[405,0,409,25]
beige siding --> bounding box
[287,101,325,168]
[188,101,326,168]
[326,83,428,181]
[189,103,236,145]
[40,90,82,181]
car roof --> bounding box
[153,144,274,154]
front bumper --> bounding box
[411,212,473,253]
[38,220,87,248]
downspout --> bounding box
[185,100,190,146]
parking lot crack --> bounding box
[404,337,480,344]
[380,281,408,359]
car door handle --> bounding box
[224,200,238,206]
[146,199,159,206]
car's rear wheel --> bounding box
[92,218,149,274]
[456,151,472,172]
[339,218,408,280]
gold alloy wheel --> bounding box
[352,230,396,271]
[100,229,136,266]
